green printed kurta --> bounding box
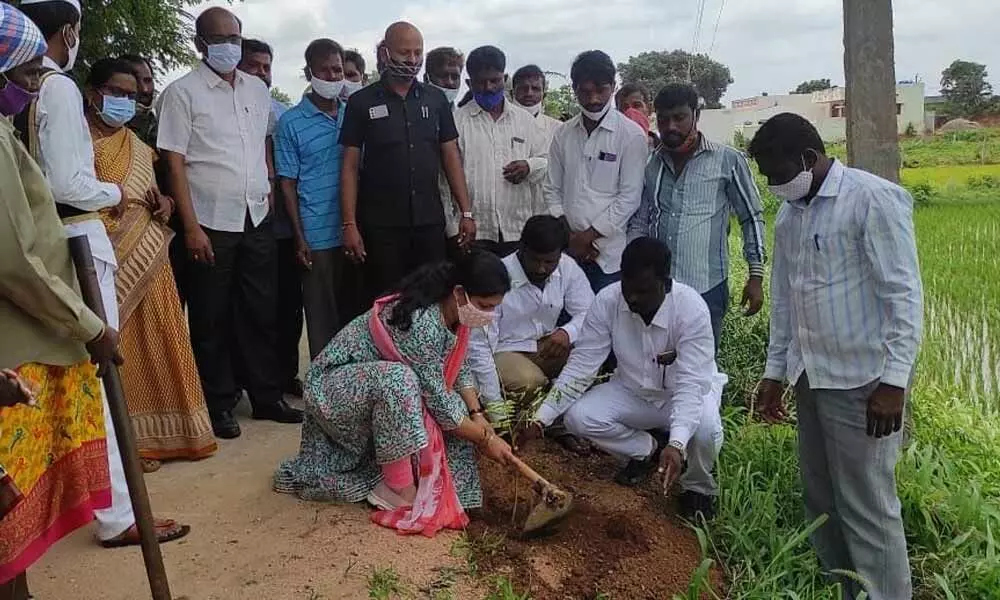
[274,303,482,507]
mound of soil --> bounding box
[472,439,723,599]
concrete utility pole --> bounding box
[843,0,901,183]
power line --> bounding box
[709,0,728,55]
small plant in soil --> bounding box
[367,566,406,600]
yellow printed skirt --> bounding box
[0,362,110,584]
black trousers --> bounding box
[363,224,446,301]
[167,214,189,308]
[275,237,304,385]
[186,214,282,415]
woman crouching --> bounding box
[274,250,514,535]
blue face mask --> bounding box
[474,89,505,111]
[99,95,137,128]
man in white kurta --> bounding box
[529,237,726,519]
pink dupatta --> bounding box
[368,295,471,536]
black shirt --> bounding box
[339,79,459,228]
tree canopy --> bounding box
[617,50,733,109]
[544,85,579,120]
[940,60,996,118]
[791,78,833,94]
[270,87,292,105]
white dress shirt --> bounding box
[468,252,595,401]
[764,160,923,390]
[535,280,718,448]
[544,109,648,274]
[441,100,548,242]
[156,63,274,233]
[35,56,121,267]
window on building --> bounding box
[896,103,903,115]
[831,101,846,118]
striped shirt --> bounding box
[629,136,766,294]
[273,96,345,250]
[763,160,923,390]
[441,100,548,242]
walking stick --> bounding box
[68,235,173,600]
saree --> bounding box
[91,127,216,462]
[368,295,471,536]
[0,362,110,584]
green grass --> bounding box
[828,128,1000,168]
[703,168,1000,599]
[367,566,406,600]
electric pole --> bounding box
[843,0,901,183]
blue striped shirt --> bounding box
[763,160,923,390]
[274,96,344,250]
[629,136,766,294]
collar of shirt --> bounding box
[465,98,513,121]
[787,159,846,209]
[41,55,62,73]
[503,251,564,290]
[196,61,249,89]
[617,288,674,330]
[373,78,424,101]
[299,95,344,120]
[570,107,623,135]
[655,133,718,170]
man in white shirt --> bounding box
[511,64,562,146]
[467,215,594,422]
[21,0,188,549]
[751,113,921,600]
[522,237,726,520]
[544,50,648,293]
[424,46,463,107]
[443,46,548,257]
[158,7,302,440]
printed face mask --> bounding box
[768,156,814,201]
[382,48,422,81]
[455,290,496,328]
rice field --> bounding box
[704,167,1000,599]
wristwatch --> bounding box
[668,440,687,461]
[461,211,474,220]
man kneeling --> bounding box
[468,216,595,445]
[522,237,726,519]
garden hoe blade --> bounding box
[522,482,573,535]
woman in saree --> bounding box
[275,250,516,535]
[83,58,216,472]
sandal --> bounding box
[100,518,191,548]
[141,459,161,473]
[545,423,593,456]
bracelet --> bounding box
[469,406,485,417]
[341,221,356,229]
[480,427,495,447]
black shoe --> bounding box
[678,490,717,521]
[614,430,669,487]
[252,399,304,423]
[283,378,304,398]
[211,411,241,439]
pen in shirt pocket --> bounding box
[814,234,820,251]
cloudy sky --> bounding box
[171,0,1000,104]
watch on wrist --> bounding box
[461,211,474,220]
[668,440,687,461]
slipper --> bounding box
[365,482,413,511]
[141,459,161,473]
[100,518,191,548]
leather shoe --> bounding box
[283,378,304,398]
[211,411,241,439]
[252,399,303,424]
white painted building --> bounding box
[698,83,927,145]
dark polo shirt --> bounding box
[339,79,459,228]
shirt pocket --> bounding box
[807,223,861,286]
[587,154,620,194]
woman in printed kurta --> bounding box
[275,251,515,534]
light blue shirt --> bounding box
[274,96,345,250]
[763,160,923,390]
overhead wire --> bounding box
[708,0,728,55]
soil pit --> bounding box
[472,439,723,599]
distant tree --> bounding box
[940,60,994,118]
[791,78,833,94]
[617,50,733,109]
[544,85,579,120]
[270,87,292,105]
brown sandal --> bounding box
[100,518,190,548]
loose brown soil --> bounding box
[473,439,723,599]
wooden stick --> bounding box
[505,453,553,489]
[68,235,173,600]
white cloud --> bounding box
[163,0,1000,103]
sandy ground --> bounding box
[29,398,482,600]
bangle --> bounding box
[469,407,485,417]
[342,221,356,229]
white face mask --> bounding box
[63,25,80,72]
[514,98,542,117]
[428,82,459,104]
[768,157,815,201]
[310,76,346,100]
[341,80,364,99]
[204,42,242,74]
[581,99,611,122]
